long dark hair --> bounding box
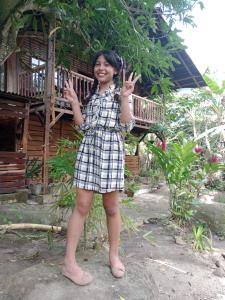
[84,50,123,105]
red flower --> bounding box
[194,147,204,153]
[161,139,166,152]
[155,140,166,152]
[209,155,219,163]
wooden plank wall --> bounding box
[27,115,80,182]
[125,155,140,176]
[27,115,80,159]
[27,115,45,160]
[0,152,26,194]
[20,37,92,76]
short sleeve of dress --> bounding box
[119,95,135,133]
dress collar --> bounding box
[96,84,115,96]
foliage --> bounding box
[48,137,81,211]
[124,165,133,178]
[192,224,212,252]
[165,74,225,156]
[146,140,198,223]
[203,72,225,95]
[147,140,198,186]
[120,197,138,233]
[148,168,162,190]
[147,138,225,223]
[124,133,139,155]
[48,138,81,181]
[124,179,140,197]
[1,0,204,93]
[25,158,42,179]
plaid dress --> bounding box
[74,85,135,193]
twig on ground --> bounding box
[147,258,187,274]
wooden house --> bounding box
[0,14,206,194]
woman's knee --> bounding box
[75,188,93,216]
[104,205,119,217]
[103,192,119,217]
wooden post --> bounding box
[43,17,55,194]
[22,103,30,155]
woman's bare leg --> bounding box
[63,187,94,285]
[103,191,125,277]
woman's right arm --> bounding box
[64,79,84,126]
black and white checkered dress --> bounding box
[74,85,135,193]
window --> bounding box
[31,57,46,96]
[31,57,45,68]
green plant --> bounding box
[170,186,195,224]
[120,197,138,233]
[124,179,140,197]
[147,140,198,223]
[124,133,139,155]
[148,168,162,190]
[48,137,81,213]
[48,138,81,182]
[124,165,133,178]
[192,224,212,252]
[25,158,42,179]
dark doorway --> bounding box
[0,119,16,151]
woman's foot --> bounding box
[62,263,93,286]
[110,255,125,278]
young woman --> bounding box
[62,50,140,285]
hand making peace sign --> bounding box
[120,72,141,98]
[64,79,79,105]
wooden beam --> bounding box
[50,112,64,128]
[35,111,45,126]
[30,104,45,113]
[43,16,56,194]
[54,107,73,115]
[22,103,30,155]
[176,51,201,88]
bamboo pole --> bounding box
[0,224,62,233]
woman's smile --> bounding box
[94,55,117,84]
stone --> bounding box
[215,260,221,268]
[16,189,29,203]
[195,201,225,235]
[174,235,186,246]
[213,268,225,278]
[29,195,44,204]
[0,193,17,204]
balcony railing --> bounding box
[18,67,163,125]
[18,65,46,98]
[133,94,163,124]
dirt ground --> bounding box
[0,184,225,300]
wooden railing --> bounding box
[54,68,94,105]
[18,65,46,98]
[18,67,163,124]
[133,94,163,124]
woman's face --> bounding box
[94,55,117,85]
